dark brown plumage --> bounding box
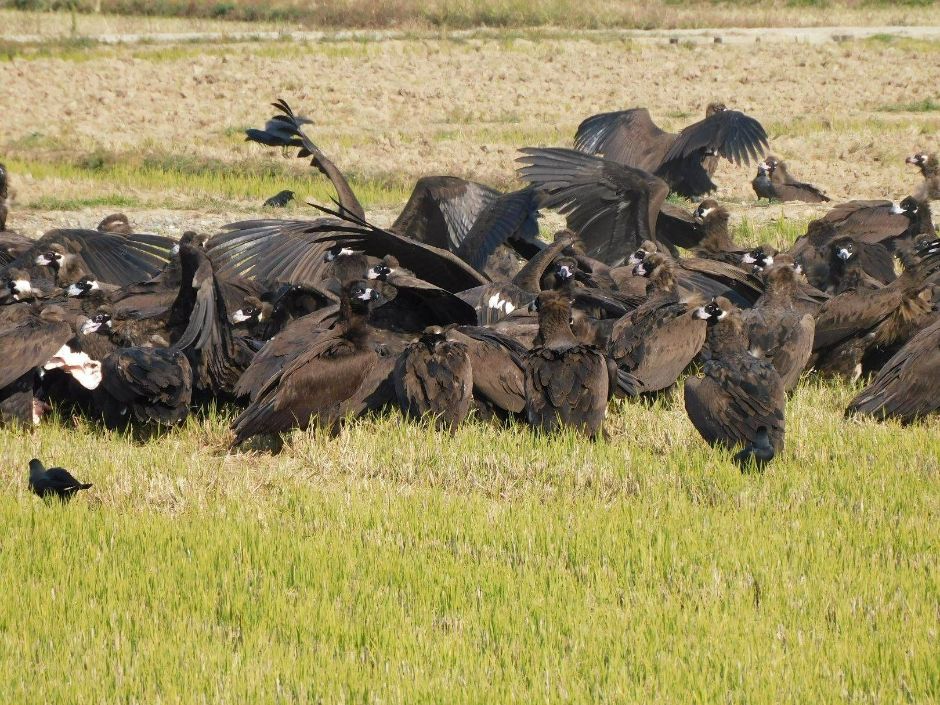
[231,281,394,444]
[574,103,768,199]
[690,200,749,265]
[789,218,900,291]
[824,237,886,295]
[812,263,938,381]
[608,254,707,396]
[846,316,940,423]
[752,155,829,203]
[1,228,174,287]
[448,326,527,416]
[524,290,614,438]
[168,241,255,396]
[393,326,473,431]
[517,147,670,265]
[97,347,193,428]
[907,152,939,201]
[629,240,764,308]
[683,297,786,469]
[743,260,815,391]
[0,304,75,426]
[96,213,134,235]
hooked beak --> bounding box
[35,254,52,266]
[557,265,573,280]
[890,202,906,215]
[632,263,647,277]
[230,309,252,324]
[837,247,852,261]
[66,284,84,297]
[693,306,710,320]
[355,287,376,301]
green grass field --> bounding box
[2,374,938,702]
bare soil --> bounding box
[2,25,938,239]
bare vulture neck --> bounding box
[313,154,365,221]
[700,212,735,251]
[537,308,579,350]
[339,296,370,330]
[922,156,939,178]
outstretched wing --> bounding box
[574,108,676,173]
[517,147,669,265]
[391,176,501,251]
[454,187,542,273]
[246,98,364,219]
[664,110,767,166]
[307,202,489,292]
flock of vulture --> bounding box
[2,99,939,471]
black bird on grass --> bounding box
[263,189,296,208]
[28,458,92,501]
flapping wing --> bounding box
[391,176,501,251]
[574,109,675,173]
[517,147,669,265]
[206,218,343,286]
[4,229,174,286]
[246,98,364,219]
[664,109,768,166]
[307,202,489,292]
[454,187,542,273]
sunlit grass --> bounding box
[5,153,413,211]
[0,376,938,703]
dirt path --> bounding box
[4,25,940,46]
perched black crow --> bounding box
[28,458,92,501]
[263,190,296,208]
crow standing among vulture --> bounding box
[524,289,616,438]
[263,189,296,208]
[906,152,939,201]
[752,156,829,203]
[684,297,786,470]
[28,459,92,501]
[574,102,768,199]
